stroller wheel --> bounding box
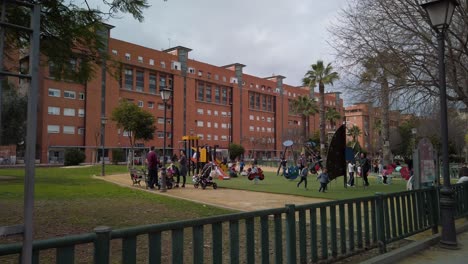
[213,183,218,189]
[194,183,199,188]
[201,182,207,190]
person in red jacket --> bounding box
[145,146,159,189]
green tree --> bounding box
[325,108,341,130]
[347,125,362,144]
[4,1,153,82]
[290,96,318,140]
[111,100,156,167]
[302,60,339,157]
[1,81,27,145]
[228,143,245,161]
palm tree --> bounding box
[303,60,339,157]
[360,52,407,165]
[290,96,318,140]
[326,108,341,130]
[347,125,362,144]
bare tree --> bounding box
[330,0,468,109]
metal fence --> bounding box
[1,183,468,263]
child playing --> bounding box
[297,166,309,189]
[382,165,390,184]
[317,168,329,192]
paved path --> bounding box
[97,173,330,212]
[397,230,468,264]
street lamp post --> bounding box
[421,0,459,249]
[160,87,172,192]
[101,116,107,176]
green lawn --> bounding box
[219,170,409,199]
[0,165,233,243]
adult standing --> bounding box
[347,161,355,187]
[177,150,188,188]
[359,153,371,186]
[146,146,159,189]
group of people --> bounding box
[292,153,329,192]
[145,146,188,190]
[347,153,372,187]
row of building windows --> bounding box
[48,88,85,100]
[196,121,230,129]
[249,126,275,133]
[197,81,232,105]
[249,115,274,122]
[48,107,85,117]
[123,67,173,93]
[196,134,230,141]
[249,92,275,112]
[196,109,231,117]
[47,125,84,135]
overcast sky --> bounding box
[90,0,348,89]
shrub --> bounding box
[64,148,85,166]
[112,148,125,164]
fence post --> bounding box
[431,187,439,234]
[94,226,112,264]
[375,193,386,253]
[285,204,296,264]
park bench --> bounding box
[129,168,148,188]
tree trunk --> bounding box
[319,84,326,157]
[381,77,391,166]
[303,115,308,141]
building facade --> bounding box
[344,103,401,154]
[35,27,344,163]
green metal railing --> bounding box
[1,183,468,263]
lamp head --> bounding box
[421,0,459,31]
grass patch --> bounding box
[0,165,233,243]
[219,170,409,199]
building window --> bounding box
[262,95,267,110]
[125,53,131,60]
[221,111,227,117]
[222,88,227,104]
[138,101,143,107]
[158,104,164,110]
[149,73,157,94]
[48,106,60,115]
[214,135,218,140]
[188,67,195,74]
[78,109,85,117]
[149,59,154,65]
[64,91,76,99]
[79,92,85,100]
[205,85,212,102]
[198,70,203,77]
[48,88,60,97]
[221,123,227,129]
[160,61,166,68]
[221,135,228,141]
[159,75,166,91]
[78,128,85,135]
[197,82,204,101]
[214,111,218,116]
[249,93,255,109]
[63,108,75,116]
[249,126,254,131]
[112,49,117,55]
[47,125,60,133]
[249,115,254,120]
[214,123,218,128]
[197,134,204,140]
[148,102,154,108]
[214,86,220,103]
[63,126,75,134]
[207,134,212,140]
[214,74,219,80]
[207,72,211,79]
[157,118,164,124]
[197,108,204,115]
[197,121,204,127]
[222,76,226,82]
[125,68,133,90]
[136,70,144,92]
[207,110,211,115]
[138,56,143,63]
[157,131,164,138]
[207,122,211,128]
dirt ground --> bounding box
[97,166,330,212]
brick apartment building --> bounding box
[34,26,344,164]
[344,103,402,154]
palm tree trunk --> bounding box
[319,84,326,157]
[381,77,391,166]
[303,115,308,141]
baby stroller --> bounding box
[193,163,218,189]
[158,165,175,189]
